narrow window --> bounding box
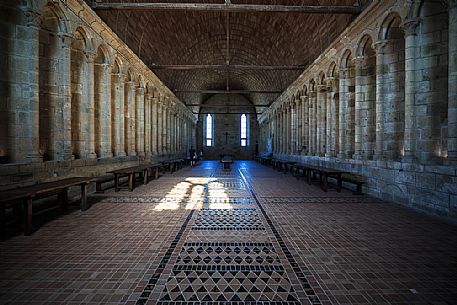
[206,114,213,147]
[241,114,247,147]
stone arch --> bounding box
[94,44,112,158]
[378,12,405,160]
[415,0,449,161]
[339,49,355,158]
[354,34,377,159]
[328,61,338,78]
[39,1,70,35]
[378,12,404,41]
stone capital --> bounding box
[317,84,327,92]
[59,33,74,48]
[23,9,41,27]
[137,86,145,94]
[85,51,97,63]
[373,40,388,54]
[402,18,420,37]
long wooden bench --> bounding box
[0,177,94,236]
[292,163,349,192]
[107,165,149,192]
[341,175,365,195]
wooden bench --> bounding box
[293,164,349,192]
[107,165,149,192]
[0,177,94,236]
[221,155,234,170]
[95,175,115,193]
[341,175,365,195]
[147,162,163,180]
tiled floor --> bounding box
[1,161,457,305]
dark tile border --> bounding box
[135,210,195,305]
[239,170,323,305]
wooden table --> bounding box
[107,165,149,192]
[0,177,93,235]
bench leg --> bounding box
[323,174,328,192]
[115,174,120,192]
[354,183,363,195]
[129,173,134,192]
[0,204,5,240]
[80,184,88,211]
[59,187,69,213]
[23,197,33,236]
[96,182,104,194]
[155,168,159,180]
[143,169,148,185]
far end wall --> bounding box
[197,94,258,160]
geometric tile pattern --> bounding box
[133,163,318,304]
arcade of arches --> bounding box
[1,0,457,304]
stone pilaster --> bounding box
[136,86,145,157]
[96,62,112,158]
[448,0,457,163]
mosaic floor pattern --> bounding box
[1,160,457,305]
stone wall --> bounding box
[259,0,457,221]
[197,94,258,160]
[0,0,197,189]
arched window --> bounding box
[241,114,248,147]
[206,114,213,147]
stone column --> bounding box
[402,19,420,163]
[337,72,347,159]
[7,8,43,162]
[286,106,291,155]
[59,34,74,160]
[97,62,112,158]
[353,56,365,160]
[162,102,168,155]
[124,81,136,156]
[309,90,317,155]
[144,93,151,157]
[136,86,145,157]
[317,84,327,156]
[325,78,334,157]
[157,101,163,155]
[151,97,158,155]
[111,73,126,157]
[449,0,457,163]
[85,52,97,159]
[301,96,308,156]
[373,41,387,160]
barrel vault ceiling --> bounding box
[86,0,371,116]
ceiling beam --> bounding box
[186,104,270,107]
[91,2,362,14]
[151,64,304,71]
[175,90,282,94]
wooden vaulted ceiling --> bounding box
[88,0,371,116]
